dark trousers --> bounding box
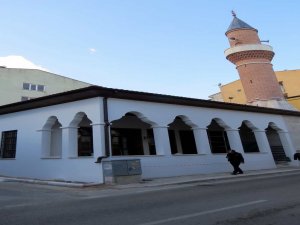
[231,162,243,174]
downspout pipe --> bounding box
[103,97,111,157]
[95,97,111,163]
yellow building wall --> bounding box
[275,70,300,98]
[288,96,300,110]
[219,70,300,110]
[220,80,247,104]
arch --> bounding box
[241,120,259,131]
[69,112,88,127]
[211,118,232,130]
[206,118,231,153]
[175,115,197,128]
[267,122,283,132]
[41,116,62,157]
[125,111,158,127]
[168,116,197,154]
[110,112,156,156]
[43,116,60,130]
[239,120,259,152]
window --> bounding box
[168,117,197,154]
[207,130,230,153]
[30,84,37,91]
[23,83,30,90]
[207,120,230,153]
[239,123,259,153]
[111,128,143,155]
[22,82,45,92]
[37,85,45,92]
[78,127,93,156]
[0,130,18,158]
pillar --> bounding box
[226,129,244,153]
[39,129,51,158]
[61,126,78,158]
[253,130,272,153]
[192,127,211,154]
[152,125,172,155]
[91,123,106,157]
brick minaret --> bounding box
[224,12,287,107]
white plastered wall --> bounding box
[0,97,105,183]
[108,98,297,178]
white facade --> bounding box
[0,87,299,183]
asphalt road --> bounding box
[0,171,299,225]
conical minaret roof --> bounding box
[226,12,257,34]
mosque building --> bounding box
[0,14,299,184]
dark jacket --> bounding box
[227,151,244,164]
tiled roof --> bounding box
[226,16,257,34]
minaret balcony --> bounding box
[224,44,274,63]
[225,44,273,57]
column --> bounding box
[174,131,183,153]
[91,123,106,157]
[61,126,78,158]
[192,127,211,154]
[152,126,172,155]
[253,130,271,153]
[39,129,51,158]
[226,129,244,153]
[141,129,150,155]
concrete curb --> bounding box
[1,167,300,188]
[1,177,101,188]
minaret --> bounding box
[224,12,294,110]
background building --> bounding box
[0,67,91,106]
[209,69,300,110]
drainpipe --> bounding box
[95,97,111,163]
[103,97,111,157]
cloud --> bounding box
[89,48,96,54]
[0,55,49,71]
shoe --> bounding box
[238,171,244,174]
[231,172,237,175]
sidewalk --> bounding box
[116,165,300,189]
[1,166,300,189]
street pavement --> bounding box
[1,166,300,225]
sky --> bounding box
[0,0,299,99]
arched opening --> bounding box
[239,121,259,153]
[168,116,197,154]
[77,115,93,156]
[265,124,288,163]
[41,116,62,158]
[207,119,230,153]
[110,113,156,156]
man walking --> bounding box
[226,149,244,175]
